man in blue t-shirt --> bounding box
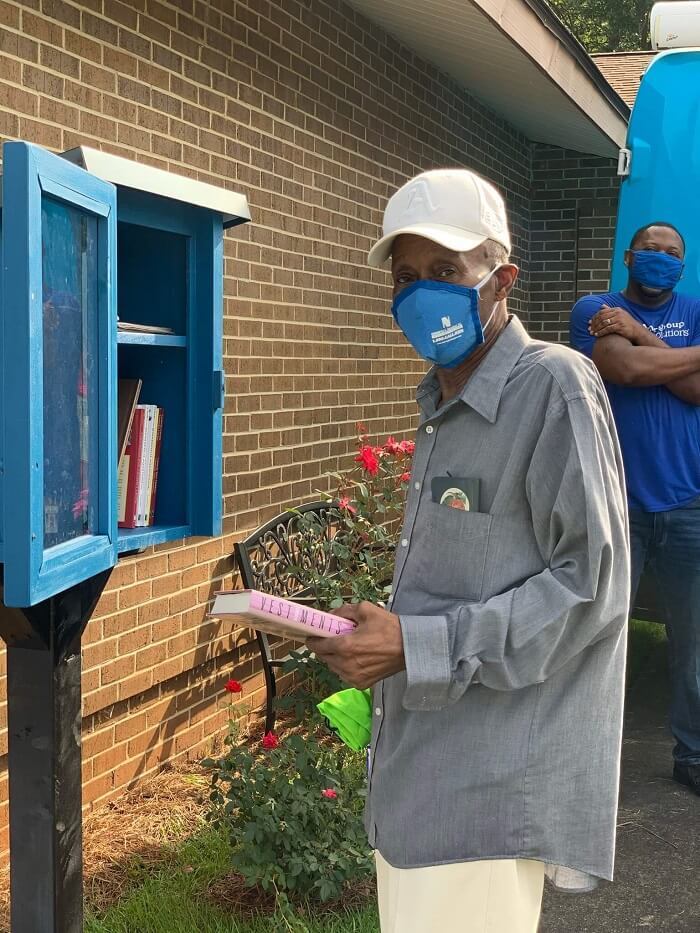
[570,221,700,796]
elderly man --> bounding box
[309,169,629,933]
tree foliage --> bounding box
[549,0,654,53]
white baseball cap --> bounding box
[368,168,511,268]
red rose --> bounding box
[399,440,415,455]
[355,445,379,476]
[338,496,357,514]
[262,731,280,750]
[225,679,243,694]
[383,436,401,455]
[400,472,411,483]
[321,788,338,799]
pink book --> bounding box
[209,589,355,640]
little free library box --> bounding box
[0,141,250,932]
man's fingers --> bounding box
[306,635,338,655]
[306,632,354,656]
[332,603,362,621]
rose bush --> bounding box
[204,428,414,911]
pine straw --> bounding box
[0,764,210,932]
[0,689,372,929]
[0,701,366,929]
[82,763,211,913]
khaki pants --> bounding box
[375,851,545,933]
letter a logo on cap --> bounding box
[405,180,438,217]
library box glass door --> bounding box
[1,142,118,607]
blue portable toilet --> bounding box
[612,3,700,291]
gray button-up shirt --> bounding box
[366,316,629,892]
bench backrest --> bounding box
[234,500,342,603]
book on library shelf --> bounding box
[118,403,164,529]
[209,590,356,640]
[117,378,142,469]
[117,320,175,335]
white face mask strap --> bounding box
[477,264,503,334]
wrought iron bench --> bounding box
[234,500,342,734]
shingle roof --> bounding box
[591,52,656,107]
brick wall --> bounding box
[0,0,548,855]
[528,144,620,344]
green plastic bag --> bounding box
[317,687,372,751]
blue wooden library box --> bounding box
[0,141,250,607]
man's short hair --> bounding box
[485,239,510,265]
[629,221,685,253]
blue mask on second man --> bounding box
[629,250,684,291]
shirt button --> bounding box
[401,538,408,547]
[414,481,421,491]
[425,425,434,434]
[375,707,382,716]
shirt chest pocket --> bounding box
[413,502,493,602]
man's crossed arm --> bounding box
[589,305,700,405]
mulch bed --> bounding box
[0,699,370,929]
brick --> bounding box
[65,28,101,64]
[118,669,154,700]
[118,581,152,610]
[117,74,151,105]
[0,82,37,116]
[83,726,116,759]
[101,608,138,638]
[91,742,130,778]
[19,115,61,148]
[22,12,61,44]
[80,61,116,92]
[108,560,137,588]
[167,547,196,571]
[80,110,117,140]
[82,684,119,717]
[42,0,81,28]
[40,45,80,79]
[82,638,118,671]
[100,655,136,686]
[0,1,18,28]
[101,46,137,78]
[83,773,115,805]
[116,120,150,150]
[168,588,198,615]
[102,94,138,122]
[117,626,151,655]
[104,0,138,29]
[135,642,167,671]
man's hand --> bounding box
[589,305,651,344]
[307,601,405,689]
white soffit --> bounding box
[61,146,251,228]
[346,0,629,157]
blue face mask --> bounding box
[391,269,500,369]
[629,250,684,291]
